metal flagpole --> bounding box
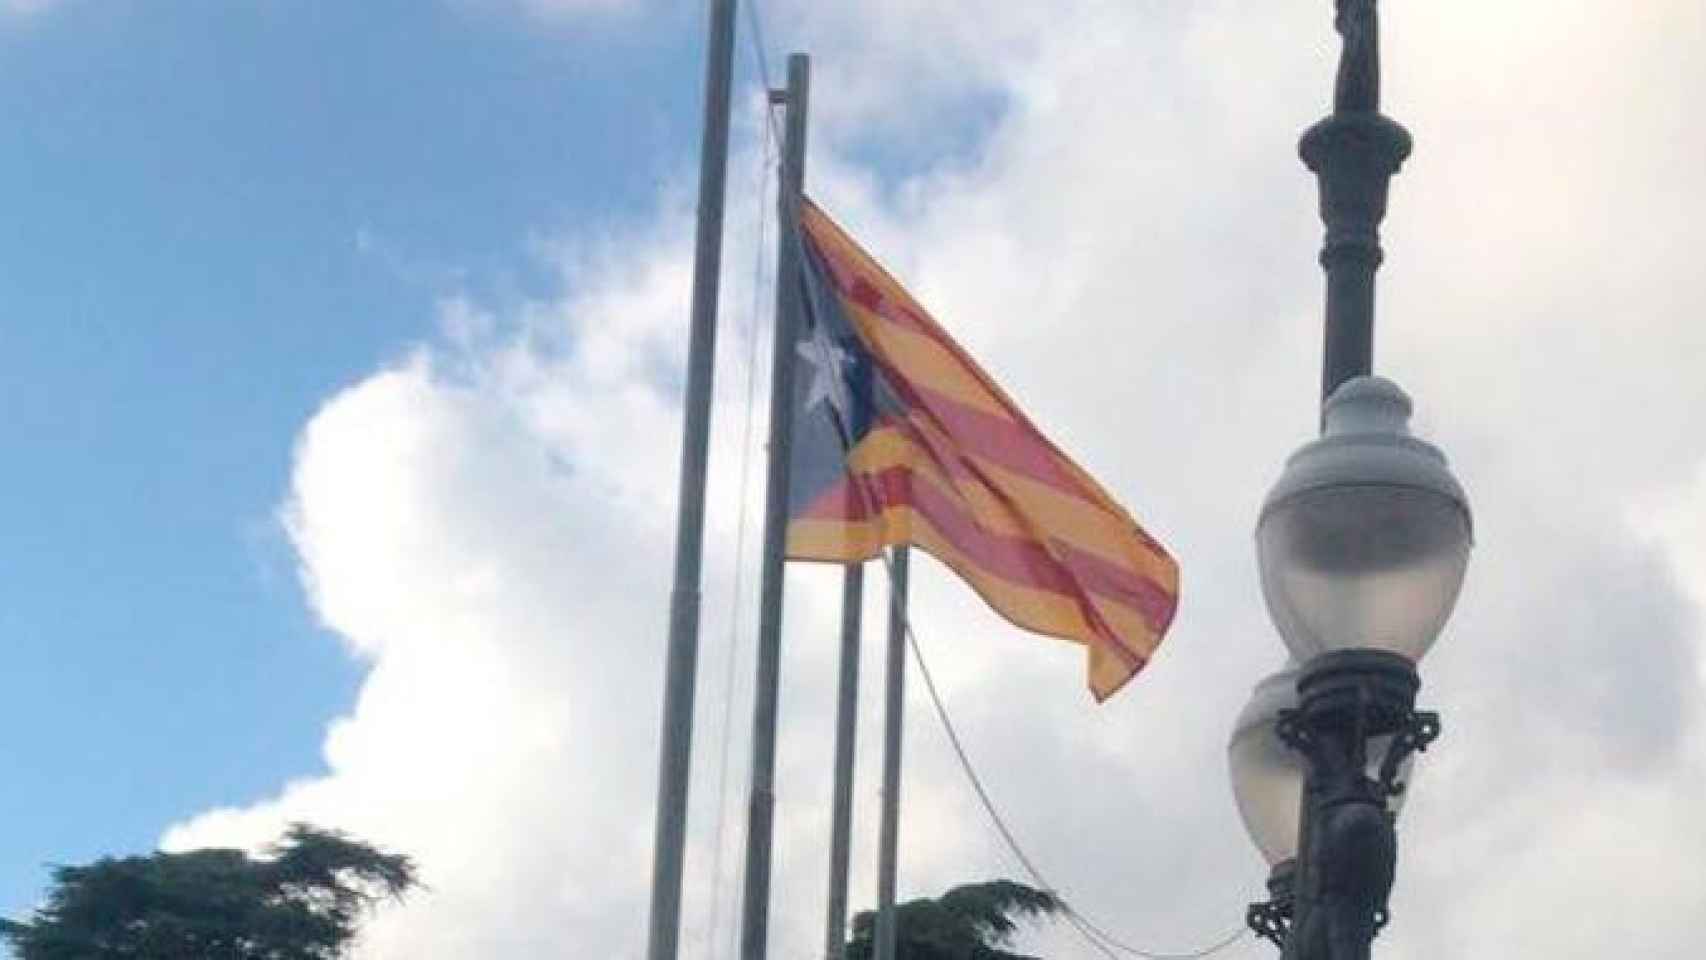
[739,52,810,960]
[822,564,864,959]
[645,1,739,958]
[874,546,910,960]
[822,233,877,960]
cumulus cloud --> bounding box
[168,1,1706,958]
[164,197,741,956]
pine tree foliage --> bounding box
[0,823,418,960]
[844,879,1062,960]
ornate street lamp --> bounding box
[1231,3,1474,959]
[1239,377,1470,955]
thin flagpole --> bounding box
[874,545,910,960]
[645,1,739,958]
[822,565,864,959]
[822,238,876,960]
[739,52,811,960]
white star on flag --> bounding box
[796,321,853,419]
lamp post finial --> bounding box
[1333,0,1380,113]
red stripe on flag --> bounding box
[832,466,1084,598]
[849,465,1159,658]
[792,464,1158,670]
[1051,540,1179,636]
[821,324,1088,500]
[805,220,964,357]
[903,383,1088,495]
[888,458,1176,637]
[797,474,867,521]
[798,416,1174,634]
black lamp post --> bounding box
[1227,4,1475,959]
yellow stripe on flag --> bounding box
[844,427,1031,541]
[974,458,1178,590]
[787,508,1102,644]
[842,300,1013,420]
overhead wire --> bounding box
[702,92,780,960]
[883,554,1251,960]
[742,0,785,143]
[704,2,784,954]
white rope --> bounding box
[741,0,785,143]
[875,551,1249,960]
[703,99,778,960]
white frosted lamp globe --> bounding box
[1257,377,1472,663]
[1228,665,1305,866]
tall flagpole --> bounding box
[874,546,910,960]
[822,564,864,959]
[823,247,875,960]
[645,1,739,958]
[739,52,810,960]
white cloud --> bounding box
[167,1,1706,958]
[1637,463,1706,600]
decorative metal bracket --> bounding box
[1248,900,1291,949]
[1275,707,1311,752]
[1262,651,1438,956]
[1275,707,1334,777]
[1247,860,1297,950]
[1376,709,1440,801]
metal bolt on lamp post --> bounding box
[1229,4,1474,960]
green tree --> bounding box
[843,879,1062,960]
[1,823,418,960]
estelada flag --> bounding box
[785,199,1179,701]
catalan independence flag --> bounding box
[785,199,1179,701]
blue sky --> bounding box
[0,0,708,918]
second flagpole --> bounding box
[874,546,909,960]
[739,52,810,960]
[823,561,864,958]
